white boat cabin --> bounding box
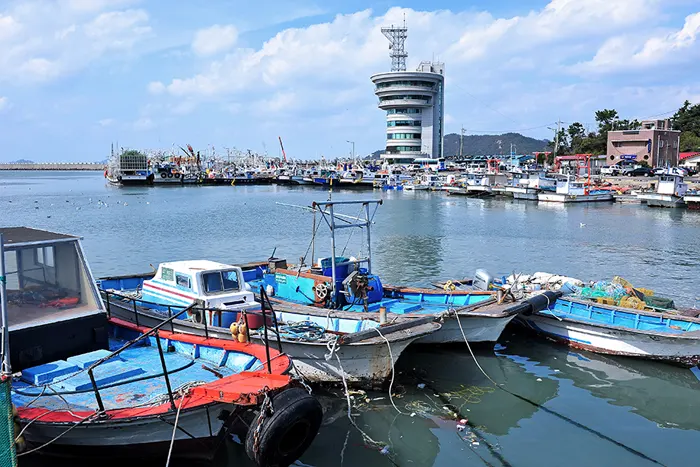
[142,260,256,315]
[657,174,688,197]
[555,178,586,196]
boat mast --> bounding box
[0,233,11,376]
[311,200,382,307]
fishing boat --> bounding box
[516,292,700,367]
[97,265,441,385]
[538,176,613,203]
[0,228,321,464]
[685,191,700,210]
[637,174,689,208]
[243,200,520,344]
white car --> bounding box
[600,165,622,176]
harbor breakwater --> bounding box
[0,163,103,170]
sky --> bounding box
[1,0,700,162]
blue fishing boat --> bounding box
[0,228,321,464]
[516,293,700,366]
[98,266,442,385]
[243,199,519,344]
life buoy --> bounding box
[160,172,167,179]
[245,388,322,467]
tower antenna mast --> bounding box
[381,15,408,71]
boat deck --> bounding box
[12,325,261,413]
[546,299,700,334]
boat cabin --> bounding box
[657,174,688,197]
[142,261,256,325]
[555,178,586,196]
[1,227,106,371]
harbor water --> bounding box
[3,170,700,466]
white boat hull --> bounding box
[506,186,539,200]
[416,313,517,344]
[638,193,686,208]
[538,192,613,203]
[274,334,420,384]
[685,194,700,210]
[517,314,700,366]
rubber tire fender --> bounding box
[160,172,167,178]
[245,388,323,467]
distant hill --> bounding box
[10,159,34,163]
[444,132,549,157]
[368,132,549,159]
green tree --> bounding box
[680,131,700,152]
[567,122,586,153]
[673,100,700,137]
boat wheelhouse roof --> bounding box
[159,259,237,273]
[0,227,80,248]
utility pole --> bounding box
[553,119,561,165]
[459,126,465,158]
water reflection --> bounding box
[500,335,700,431]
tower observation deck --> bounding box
[370,23,444,161]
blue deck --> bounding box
[12,324,261,412]
[247,271,492,316]
[544,298,700,334]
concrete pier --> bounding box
[0,163,104,171]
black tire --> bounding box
[167,173,174,178]
[160,172,167,179]
[245,388,322,467]
[174,173,181,179]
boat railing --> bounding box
[100,288,284,373]
[86,302,197,414]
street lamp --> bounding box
[346,140,355,159]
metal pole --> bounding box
[155,330,177,411]
[364,203,372,274]
[329,204,338,307]
[0,234,10,376]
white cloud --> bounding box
[192,24,239,57]
[572,12,700,73]
[0,97,8,111]
[0,3,152,83]
[0,14,21,41]
[154,0,660,105]
[98,118,115,127]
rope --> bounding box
[17,412,98,457]
[278,321,326,341]
[451,308,499,386]
[373,327,404,415]
[325,336,386,450]
[164,394,186,467]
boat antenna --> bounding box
[268,247,277,260]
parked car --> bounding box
[653,167,689,176]
[627,167,654,177]
[600,165,622,176]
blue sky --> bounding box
[1,0,700,161]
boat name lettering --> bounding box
[161,267,174,281]
[275,273,287,284]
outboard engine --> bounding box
[473,269,493,291]
[342,270,383,305]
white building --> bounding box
[370,24,445,162]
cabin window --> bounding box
[203,271,240,294]
[175,274,191,289]
[161,267,174,281]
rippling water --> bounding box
[3,171,700,466]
